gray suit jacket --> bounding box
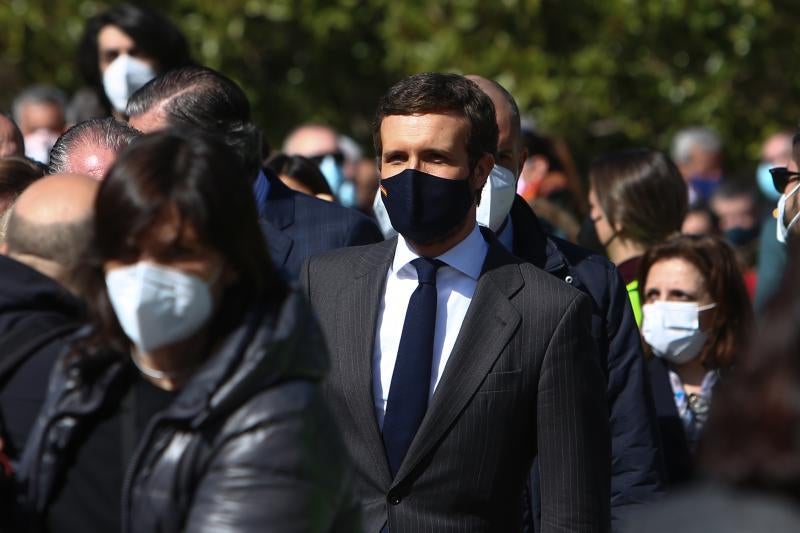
[301,230,611,533]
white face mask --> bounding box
[641,301,716,365]
[476,164,517,232]
[102,55,157,113]
[776,182,800,244]
[106,262,218,352]
[23,128,61,164]
[372,188,398,239]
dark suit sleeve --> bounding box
[538,293,611,533]
[344,215,384,247]
[604,268,665,526]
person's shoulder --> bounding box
[292,190,375,224]
[511,256,588,313]
[305,238,394,275]
[623,483,800,533]
[549,235,616,275]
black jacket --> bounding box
[509,197,665,530]
[17,289,361,533]
[0,256,84,460]
[260,170,383,278]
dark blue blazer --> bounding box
[509,196,665,531]
[647,357,693,487]
[258,171,383,278]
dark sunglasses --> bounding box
[308,151,345,165]
[769,167,800,193]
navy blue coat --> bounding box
[259,171,383,278]
[509,196,665,531]
[647,357,694,486]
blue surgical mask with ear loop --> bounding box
[319,155,356,207]
[757,162,781,201]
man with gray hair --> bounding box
[48,117,139,179]
[670,126,723,202]
[12,85,68,164]
[0,174,96,459]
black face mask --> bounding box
[724,225,759,246]
[380,168,474,245]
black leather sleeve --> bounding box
[183,381,362,533]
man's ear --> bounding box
[473,153,495,192]
[517,147,529,178]
[0,243,8,255]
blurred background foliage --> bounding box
[2,0,800,175]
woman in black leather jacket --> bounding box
[16,130,360,532]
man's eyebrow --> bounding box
[382,149,406,159]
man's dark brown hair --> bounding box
[372,72,498,170]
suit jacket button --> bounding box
[388,494,401,505]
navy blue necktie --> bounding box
[382,257,444,477]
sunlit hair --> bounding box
[372,72,498,170]
[590,148,688,247]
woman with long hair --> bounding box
[16,130,358,532]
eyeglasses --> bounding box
[769,167,800,194]
[308,151,345,165]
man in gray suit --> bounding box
[301,72,611,532]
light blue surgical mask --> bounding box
[757,162,781,201]
[319,155,356,207]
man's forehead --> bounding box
[128,106,168,133]
[381,112,468,139]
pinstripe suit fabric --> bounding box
[301,231,611,533]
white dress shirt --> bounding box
[373,224,489,428]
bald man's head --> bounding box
[48,118,139,179]
[3,173,98,284]
[282,124,339,157]
[465,75,525,177]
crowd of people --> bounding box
[1,3,799,532]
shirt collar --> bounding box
[252,169,271,219]
[393,224,487,281]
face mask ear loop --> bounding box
[786,210,800,236]
[697,302,717,312]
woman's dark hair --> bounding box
[698,242,800,500]
[0,156,44,205]
[590,148,688,247]
[77,4,191,110]
[72,129,286,358]
[265,153,333,197]
[638,234,752,369]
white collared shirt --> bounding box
[373,224,489,428]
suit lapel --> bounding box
[337,239,396,487]
[393,236,524,485]
[259,219,293,270]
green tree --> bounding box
[3,0,800,174]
